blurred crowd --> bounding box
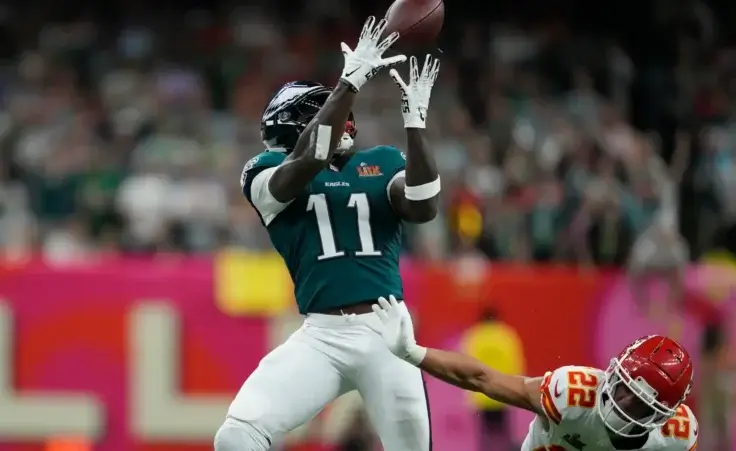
[0,1,733,449]
[0,0,734,267]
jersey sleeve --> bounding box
[658,404,698,451]
[239,151,290,226]
[539,365,603,425]
[371,145,407,197]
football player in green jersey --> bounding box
[216,17,441,451]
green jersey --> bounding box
[240,146,406,314]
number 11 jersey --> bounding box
[240,146,406,314]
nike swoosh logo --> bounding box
[345,68,359,77]
[554,381,562,397]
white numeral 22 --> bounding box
[307,193,381,260]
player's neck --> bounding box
[606,429,649,450]
[330,148,358,169]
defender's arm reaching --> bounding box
[372,296,545,416]
[387,56,441,223]
[418,348,545,416]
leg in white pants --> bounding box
[354,303,431,451]
[219,303,431,451]
[355,347,431,451]
[221,326,351,450]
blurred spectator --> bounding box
[0,1,729,267]
[698,321,731,451]
[461,308,525,451]
[628,131,691,336]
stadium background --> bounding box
[0,0,734,450]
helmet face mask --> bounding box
[261,81,357,155]
[597,358,672,436]
[596,335,693,437]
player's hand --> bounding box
[389,54,440,129]
[372,295,427,365]
[340,16,407,92]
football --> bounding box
[383,0,444,47]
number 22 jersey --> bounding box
[521,366,698,451]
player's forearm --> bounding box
[268,81,356,202]
[400,129,439,221]
[419,348,541,413]
[418,348,489,392]
[404,128,437,186]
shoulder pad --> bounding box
[540,365,604,424]
[655,404,698,451]
[240,151,286,188]
[361,145,406,176]
[363,145,405,159]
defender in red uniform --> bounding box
[373,296,698,451]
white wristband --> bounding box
[405,344,427,366]
[405,177,441,201]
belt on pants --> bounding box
[315,299,385,315]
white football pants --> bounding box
[225,302,431,451]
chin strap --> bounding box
[336,133,354,152]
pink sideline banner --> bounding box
[0,257,265,451]
[0,257,453,451]
[0,257,733,450]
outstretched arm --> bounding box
[269,82,356,202]
[388,56,441,223]
[372,296,544,416]
[268,17,405,203]
[419,348,545,416]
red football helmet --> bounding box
[596,335,693,437]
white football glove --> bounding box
[372,295,427,365]
[340,17,407,92]
[389,54,440,129]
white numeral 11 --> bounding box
[307,193,381,260]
